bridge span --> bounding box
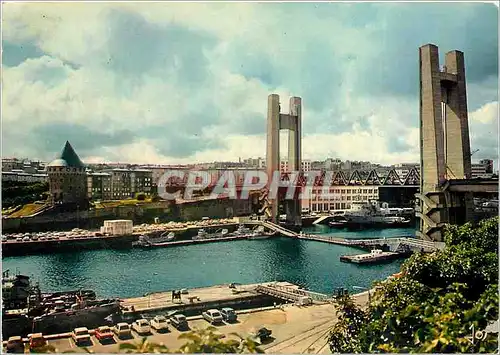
[239,217,444,252]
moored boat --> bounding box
[331,201,412,229]
[132,232,175,248]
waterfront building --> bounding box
[99,168,153,199]
[302,185,380,212]
[87,172,112,201]
[108,169,133,199]
[46,141,87,206]
[131,169,153,196]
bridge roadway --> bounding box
[240,218,444,253]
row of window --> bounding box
[49,167,85,172]
[314,194,377,201]
[312,188,378,194]
[311,203,351,211]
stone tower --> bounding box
[47,141,88,207]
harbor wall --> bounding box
[119,294,277,322]
[2,198,253,233]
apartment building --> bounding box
[131,169,153,195]
[87,172,112,201]
[472,159,494,178]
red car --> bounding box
[95,326,114,342]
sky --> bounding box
[2,2,499,168]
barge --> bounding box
[1,234,137,257]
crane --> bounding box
[471,149,480,156]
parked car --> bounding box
[28,333,47,351]
[170,314,188,330]
[95,326,114,342]
[220,308,237,322]
[72,327,91,345]
[150,316,169,332]
[6,336,23,353]
[113,323,132,339]
[132,319,151,335]
[202,309,223,324]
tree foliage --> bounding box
[328,216,499,353]
[2,181,49,208]
[117,327,263,354]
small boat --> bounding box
[247,226,266,240]
[192,229,209,240]
[234,224,252,236]
[132,232,175,248]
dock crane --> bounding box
[471,149,480,156]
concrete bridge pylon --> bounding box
[266,94,302,227]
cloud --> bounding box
[1,2,498,169]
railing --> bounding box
[256,284,332,303]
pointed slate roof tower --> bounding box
[47,141,85,168]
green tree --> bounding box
[328,216,499,353]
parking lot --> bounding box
[42,304,340,354]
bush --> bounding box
[328,216,499,353]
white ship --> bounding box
[333,200,412,228]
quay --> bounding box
[120,281,321,314]
[2,280,355,354]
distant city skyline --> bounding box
[2,2,498,167]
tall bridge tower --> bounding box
[417,44,475,241]
[266,94,302,227]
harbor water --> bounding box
[2,227,414,298]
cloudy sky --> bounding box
[2,2,498,168]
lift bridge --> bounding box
[242,219,445,253]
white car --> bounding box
[202,309,223,324]
[150,316,169,332]
[72,327,91,345]
[132,319,151,335]
[113,322,131,339]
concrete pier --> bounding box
[121,281,302,313]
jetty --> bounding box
[120,281,331,316]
